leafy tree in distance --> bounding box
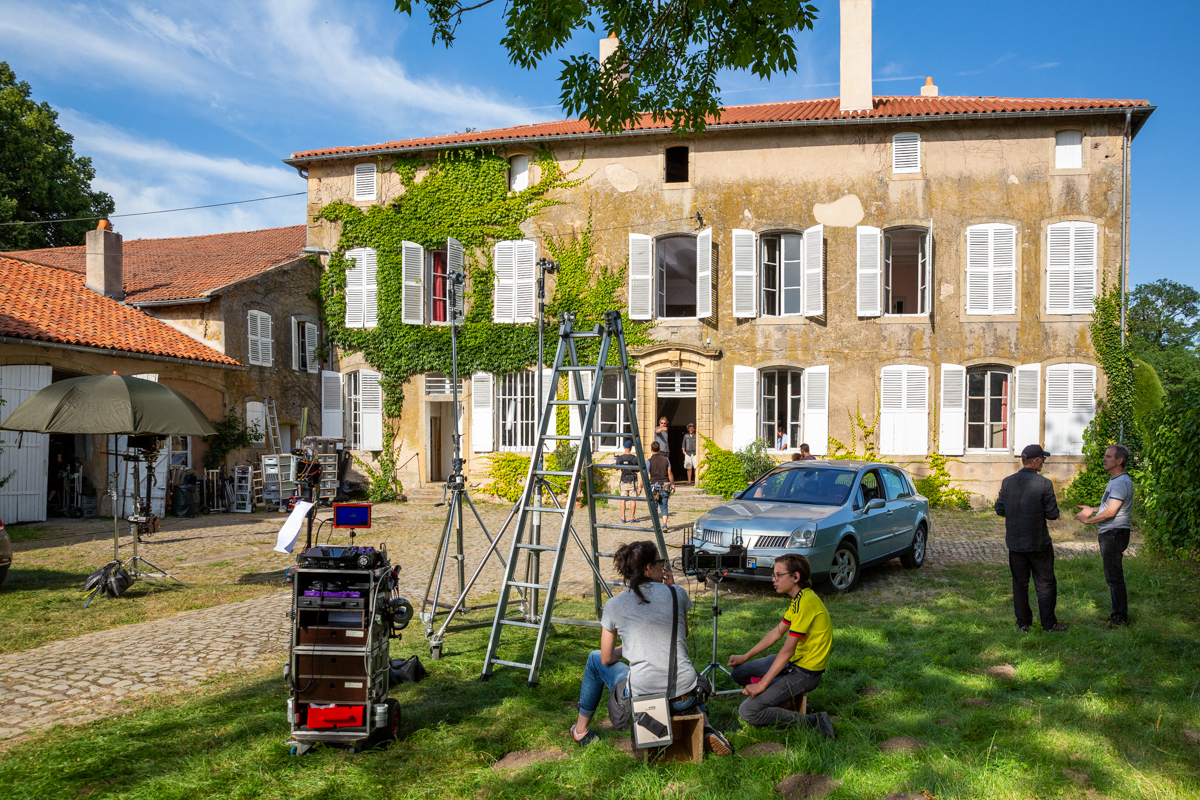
[0,62,114,250]
[391,0,819,134]
[1127,279,1200,394]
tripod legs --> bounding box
[697,575,741,696]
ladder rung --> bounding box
[549,400,586,406]
[595,523,658,531]
[541,435,581,441]
[598,552,615,558]
[489,659,534,670]
[507,581,551,590]
[557,366,596,371]
[535,470,574,477]
[517,543,558,552]
[596,464,643,470]
[523,505,567,513]
[566,332,602,339]
[590,493,649,502]
[498,619,540,629]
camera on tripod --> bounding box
[681,543,749,577]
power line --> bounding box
[0,192,307,228]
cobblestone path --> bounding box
[2,503,1121,743]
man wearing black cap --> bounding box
[995,445,1067,633]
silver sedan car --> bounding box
[689,460,930,592]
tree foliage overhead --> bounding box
[392,0,819,134]
[0,62,114,250]
[1127,279,1200,394]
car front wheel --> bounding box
[828,542,860,593]
[901,525,927,569]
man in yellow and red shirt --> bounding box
[727,553,835,738]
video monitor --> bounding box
[332,503,371,529]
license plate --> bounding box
[746,558,757,569]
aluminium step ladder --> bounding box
[265,398,283,454]
[481,311,668,687]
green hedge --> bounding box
[1140,386,1200,560]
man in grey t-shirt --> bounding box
[600,580,698,699]
[1075,444,1135,626]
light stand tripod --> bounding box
[121,445,188,587]
[420,263,524,659]
[694,569,743,696]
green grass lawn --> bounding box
[2,554,1198,799]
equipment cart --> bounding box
[285,549,400,754]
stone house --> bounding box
[1,223,327,521]
[285,2,1153,501]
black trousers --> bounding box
[1009,544,1058,630]
[1098,528,1131,620]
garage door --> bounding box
[0,365,52,523]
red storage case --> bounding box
[306,704,364,729]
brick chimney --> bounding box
[85,220,123,300]
[839,0,873,113]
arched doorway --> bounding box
[655,370,697,480]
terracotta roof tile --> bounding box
[287,96,1152,161]
[0,255,239,365]
[8,225,307,303]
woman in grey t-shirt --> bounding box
[569,541,732,755]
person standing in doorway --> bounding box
[1074,444,1135,627]
[615,440,640,524]
[682,423,698,484]
[799,443,816,461]
[776,427,787,451]
[654,416,670,456]
[647,442,674,527]
[995,444,1067,633]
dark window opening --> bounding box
[760,369,803,449]
[665,146,689,183]
[429,250,448,323]
[761,233,803,316]
[884,227,930,315]
[656,235,697,317]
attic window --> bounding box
[665,146,689,183]
[353,163,377,201]
[509,154,530,191]
[1055,130,1083,169]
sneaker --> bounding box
[1044,623,1069,633]
[1016,624,1031,633]
[1107,615,1129,628]
[815,711,836,740]
[703,726,734,755]
[570,724,598,746]
[621,518,628,524]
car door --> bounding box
[852,469,893,561]
[880,467,918,553]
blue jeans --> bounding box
[577,650,630,718]
[652,483,670,519]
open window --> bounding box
[966,366,1011,452]
[760,233,803,317]
[657,235,697,318]
[629,231,712,320]
[884,227,931,315]
[730,365,829,454]
[292,318,319,373]
[732,226,823,319]
[665,146,689,183]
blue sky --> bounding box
[1,0,1194,289]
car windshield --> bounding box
[743,467,856,506]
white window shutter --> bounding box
[802,365,829,456]
[803,224,825,316]
[291,316,300,370]
[938,364,966,456]
[732,366,758,451]
[509,154,530,191]
[321,371,344,439]
[1055,130,1083,169]
[344,249,365,328]
[515,240,537,323]
[731,228,757,318]
[892,132,921,174]
[471,372,494,452]
[306,323,319,373]
[493,242,515,323]
[358,369,384,451]
[361,248,379,328]
[447,236,465,323]
[991,225,1017,314]
[1047,222,1072,314]
[353,163,377,202]
[856,225,882,317]
[965,226,991,314]
[1071,222,1097,314]
[1068,364,1097,456]
[1044,365,1071,455]
[879,366,905,455]
[628,234,653,320]
[695,227,713,318]
[132,373,158,382]
[905,366,929,456]
[262,313,273,367]
[247,311,260,365]
[401,241,424,325]
[1012,363,1041,455]
[568,372,594,439]
[246,401,265,436]
[537,367,555,451]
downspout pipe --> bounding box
[1121,109,1130,347]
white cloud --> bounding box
[60,110,306,239]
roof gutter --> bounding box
[129,297,212,308]
[285,105,1156,166]
[0,335,247,370]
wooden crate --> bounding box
[642,712,705,764]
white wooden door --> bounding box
[0,365,52,522]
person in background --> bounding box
[791,452,802,461]
[571,541,733,755]
[683,423,698,484]
[799,443,816,461]
[776,427,787,451]
[647,442,674,527]
[727,554,835,739]
[654,416,670,457]
[615,440,640,524]
[1075,444,1135,627]
[995,444,1067,633]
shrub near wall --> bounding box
[1140,386,1200,560]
